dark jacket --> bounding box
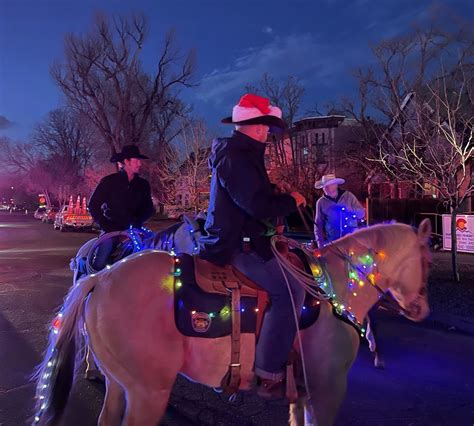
[89,170,155,232]
[199,131,297,265]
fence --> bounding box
[367,198,448,226]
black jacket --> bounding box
[199,131,297,265]
[89,170,155,232]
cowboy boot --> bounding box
[256,376,285,400]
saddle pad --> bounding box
[174,254,321,338]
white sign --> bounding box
[442,214,474,253]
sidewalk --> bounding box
[427,251,474,335]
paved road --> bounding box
[1,213,473,425]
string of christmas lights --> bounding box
[33,312,64,424]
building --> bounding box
[265,115,367,199]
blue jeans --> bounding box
[231,252,305,380]
[92,236,120,271]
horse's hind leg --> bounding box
[289,398,306,426]
[122,387,172,426]
[98,375,125,426]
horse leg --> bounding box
[84,344,104,381]
[366,307,384,369]
[289,397,306,426]
[98,375,125,426]
[122,387,172,426]
[302,307,360,426]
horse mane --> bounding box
[329,223,417,255]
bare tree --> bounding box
[156,119,211,212]
[378,67,473,281]
[0,138,54,206]
[356,24,474,281]
[32,108,96,176]
[246,73,309,193]
[51,14,195,156]
[1,117,94,208]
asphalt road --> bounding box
[1,213,473,426]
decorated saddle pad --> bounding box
[174,254,320,338]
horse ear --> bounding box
[182,214,191,226]
[418,218,432,243]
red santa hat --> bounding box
[221,93,286,132]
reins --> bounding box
[297,205,410,316]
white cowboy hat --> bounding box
[314,174,345,189]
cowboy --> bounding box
[313,174,365,248]
[89,145,155,270]
[199,93,306,397]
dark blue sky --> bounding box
[1,0,473,140]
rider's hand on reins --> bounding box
[291,191,307,207]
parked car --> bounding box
[12,204,28,213]
[42,207,59,224]
[54,205,94,232]
[34,207,47,220]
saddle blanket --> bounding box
[174,254,320,338]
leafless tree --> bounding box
[378,67,473,281]
[155,119,211,212]
[246,73,306,178]
[1,117,94,208]
[51,13,195,157]
[354,24,474,281]
[32,108,96,175]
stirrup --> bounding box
[256,376,285,400]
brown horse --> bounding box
[33,220,431,426]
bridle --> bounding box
[295,205,431,318]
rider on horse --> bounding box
[198,94,306,398]
[89,145,155,270]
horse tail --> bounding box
[32,274,98,425]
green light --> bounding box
[219,306,231,320]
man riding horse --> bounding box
[198,93,307,398]
[89,145,155,270]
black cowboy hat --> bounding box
[221,114,287,131]
[110,145,150,163]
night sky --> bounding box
[1,0,473,140]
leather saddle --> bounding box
[193,257,260,297]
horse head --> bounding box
[387,218,432,322]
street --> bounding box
[1,213,474,425]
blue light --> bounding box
[241,308,245,312]
[302,306,307,310]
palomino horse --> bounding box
[34,220,431,426]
